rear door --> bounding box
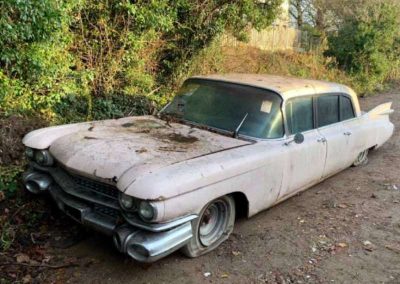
[280,96,326,198]
[340,95,367,165]
[316,94,349,177]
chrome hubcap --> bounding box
[199,200,228,247]
[355,150,368,165]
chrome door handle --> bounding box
[317,137,326,143]
[343,131,352,136]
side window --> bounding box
[285,97,314,134]
[340,96,355,121]
[317,95,339,127]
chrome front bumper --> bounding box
[23,165,195,263]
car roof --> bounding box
[191,73,356,100]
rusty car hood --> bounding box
[44,116,250,181]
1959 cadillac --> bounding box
[22,74,394,262]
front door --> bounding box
[280,129,327,199]
[279,95,327,199]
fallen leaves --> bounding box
[362,240,377,252]
[220,273,229,278]
[15,253,30,264]
[21,274,32,284]
[336,242,348,248]
[203,272,211,277]
[385,244,400,254]
[384,184,398,191]
[232,250,241,256]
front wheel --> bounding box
[181,195,235,258]
[353,149,369,166]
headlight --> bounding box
[119,193,136,211]
[25,148,34,159]
[138,201,157,221]
[34,150,54,166]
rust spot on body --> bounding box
[122,122,135,128]
[136,147,148,153]
[158,146,186,152]
[167,133,199,143]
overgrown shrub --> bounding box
[186,42,357,91]
[0,0,283,120]
[325,2,400,94]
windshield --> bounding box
[162,79,284,139]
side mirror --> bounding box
[294,133,304,144]
[285,133,304,146]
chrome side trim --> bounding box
[122,212,198,232]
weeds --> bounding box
[0,165,24,200]
[185,42,374,94]
[0,222,15,251]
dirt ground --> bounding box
[3,88,400,284]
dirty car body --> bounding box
[22,74,394,262]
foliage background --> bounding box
[0,0,282,122]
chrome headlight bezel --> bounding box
[34,150,54,166]
[138,201,157,222]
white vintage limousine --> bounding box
[22,74,394,262]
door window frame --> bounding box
[339,95,355,121]
[283,92,356,135]
[315,93,356,129]
[283,95,315,135]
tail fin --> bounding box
[367,102,394,118]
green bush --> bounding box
[0,0,283,121]
[325,2,400,94]
[53,92,167,123]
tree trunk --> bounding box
[296,0,304,27]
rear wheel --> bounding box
[353,149,369,166]
[181,195,235,258]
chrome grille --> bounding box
[72,174,119,199]
[94,204,120,218]
[45,166,121,213]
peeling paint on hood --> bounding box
[43,116,250,181]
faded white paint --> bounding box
[23,75,394,224]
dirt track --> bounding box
[33,89,400,283]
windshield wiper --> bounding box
[233,113,248,138]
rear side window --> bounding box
[317,95,339,127]
[285,97,313,134]
[340,96,355,121]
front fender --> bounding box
[23,122,93,150]
[120,142,286,222]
